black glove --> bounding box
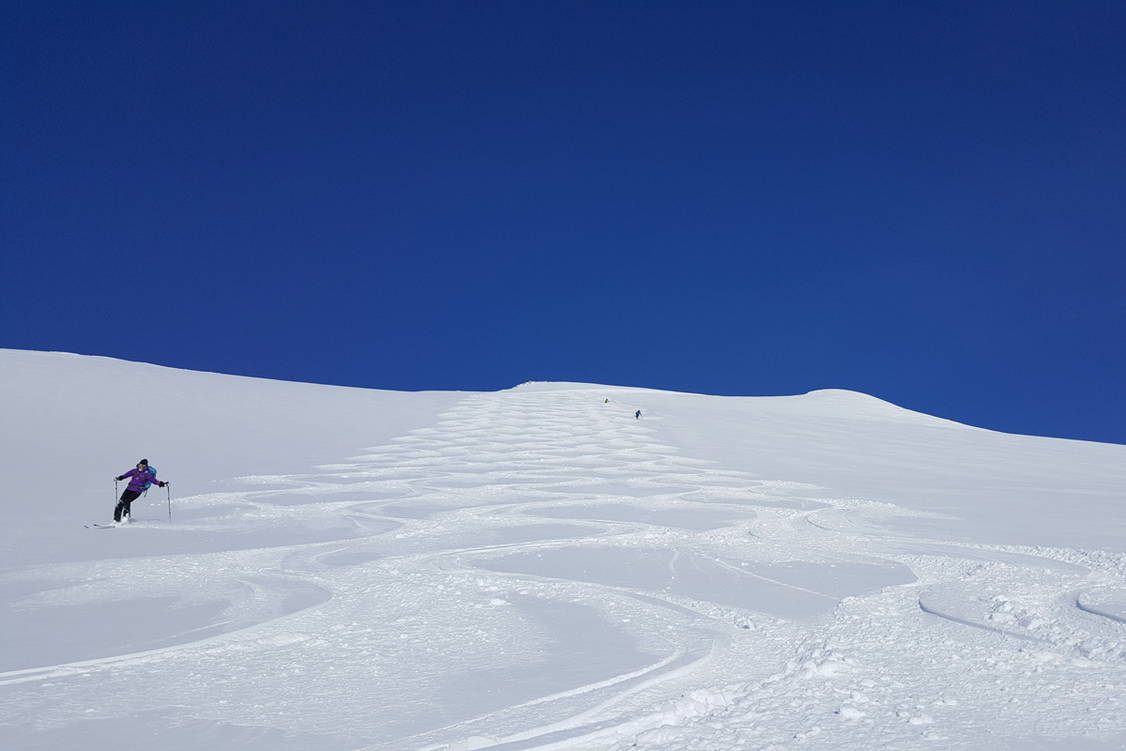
[115,476,123,481]
[159,481,167,487]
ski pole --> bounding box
[167,482,172,523]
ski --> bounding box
[86,522,119,529]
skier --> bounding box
[113,459,168,523]
[635,410,641,420]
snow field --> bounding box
[2,352,1126,749]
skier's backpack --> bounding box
[140,465,158,492]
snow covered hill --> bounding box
[2,349,1125,750]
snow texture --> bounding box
[2,349,1126,750]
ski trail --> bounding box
[413,646,706,751]
[915,594,1050,644]
[0,585,331,686]
[1075,588,1126,625]
[413,638,725,751]
[706,555,840,601]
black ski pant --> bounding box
[115,490,142,522]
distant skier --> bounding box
[635,410,641,420]
[113,459,168,523]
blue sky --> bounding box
[3,1,1124,444]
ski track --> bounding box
[4,388,1126,749]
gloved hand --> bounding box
[159,481,168,487]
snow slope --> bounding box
[2,349,1125,750]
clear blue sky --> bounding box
[3,1,1124,444]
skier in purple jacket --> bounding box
[113,459,168,523]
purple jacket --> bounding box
[117,467,162,493]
